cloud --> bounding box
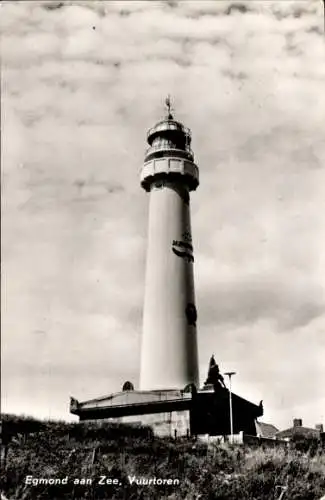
[198,274,324,330]
[1,0,324,428]
[43,2,64,11]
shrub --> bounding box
[1,414,325,500]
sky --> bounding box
[1,0,325,430]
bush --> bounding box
[1,414,325,499]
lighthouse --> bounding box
[139,97,200,391]
[70,99,264,438]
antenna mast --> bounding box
[165,95,174,119]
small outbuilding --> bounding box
[275,419,323,441]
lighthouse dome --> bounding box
[145,112,193,163]
[147,118,191,146]
[141,98,199,192]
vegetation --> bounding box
[1,414,325,500]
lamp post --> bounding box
[224,371,236,443]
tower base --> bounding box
[70,387,263,438]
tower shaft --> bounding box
[140,106,200,391]
[140,180,198,390]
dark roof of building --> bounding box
[195,387,263,416]
[255,421,279,438]
[70,389,192,420]
[276,426,320,439]
[70,387,263,421]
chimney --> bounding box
[315,424,324,433]
[293,418,302,427]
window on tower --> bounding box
[151,137,186,151]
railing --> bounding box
[145,145,194,158]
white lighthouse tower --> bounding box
[140,97,200,391]
[70,99,263,437]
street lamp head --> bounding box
[224,371,236,377]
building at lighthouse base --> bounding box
[70,385,263,438]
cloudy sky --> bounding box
[2,0,325,429]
